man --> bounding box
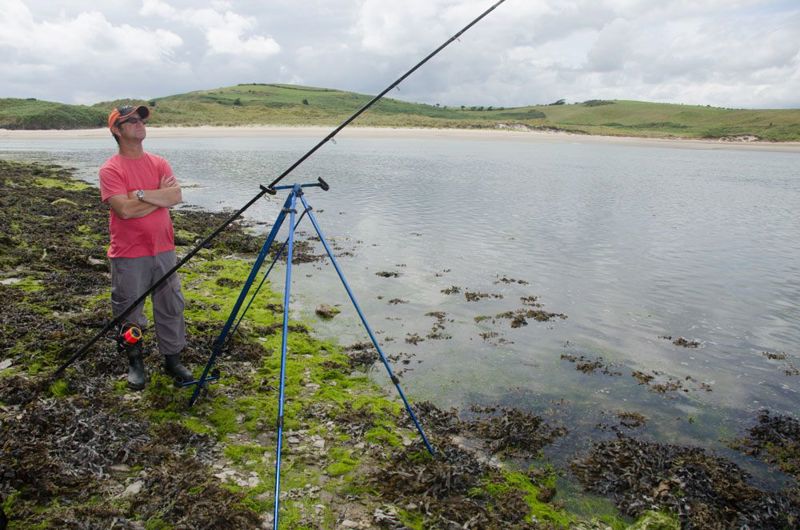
[99,105,193,389]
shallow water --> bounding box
[3,132,799,481]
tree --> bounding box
[233,98,242,106]
[302,99,309,105]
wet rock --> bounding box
[315,304,341,319]
[121,480,143,498]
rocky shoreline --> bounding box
[1,159,798,529]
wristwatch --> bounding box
[135,189,145,201]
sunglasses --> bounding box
[119,117,145,126]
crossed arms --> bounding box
[108,174,183,219]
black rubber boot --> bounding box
[164,354,193,384]
[126,344,146,390]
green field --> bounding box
[2,84,799,141]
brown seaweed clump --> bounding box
[382,401,569,528]
[731,410,800,479]
[560,354,623,376]
[372,441,542,530]
[466,406,567,457]
[571,435,800,528]
[345,341,379,369]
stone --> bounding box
[121,480,143,497]
[315,304,341,319]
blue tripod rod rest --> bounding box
[184,180,435,529]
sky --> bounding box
[1,0,799,109]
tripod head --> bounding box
[261,177,330,196]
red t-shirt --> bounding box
[99,152,176,258]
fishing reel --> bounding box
[116,323,143,353]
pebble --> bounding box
[0,359,12,370]
[341,520,360,528]
[121,480,143,497]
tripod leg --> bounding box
[299,195,435,455]
[273,189,299,529]
[188,192,293,407]
[227,207,311,347]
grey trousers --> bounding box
[110,250,187,357]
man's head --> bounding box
[108,105,149,145]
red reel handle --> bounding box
[121,325,142,345]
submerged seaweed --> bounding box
[572,435,800,528]
[732,410,800,479]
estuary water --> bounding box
[3,130,799,479]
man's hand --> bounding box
[128,176,182,209]
[160,174,178,188]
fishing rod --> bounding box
[53,0,507,379]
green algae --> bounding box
[481,469,573,527]
[325,448,359,477]
[48,379,70,398]
[32,175,91,191]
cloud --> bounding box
[0,0,187,101]
[0,1,798,108]
[140,0,280,57]
[0,0,183,66]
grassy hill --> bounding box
[2,84,800,141]
[0,98,106,129]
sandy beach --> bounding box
[2,125,800,152]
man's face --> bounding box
[115,115,147,141]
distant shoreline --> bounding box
[2,125,799,152]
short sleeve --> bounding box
[148,153,172,177]
[99,163,127,202]
[157,155,173,179]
